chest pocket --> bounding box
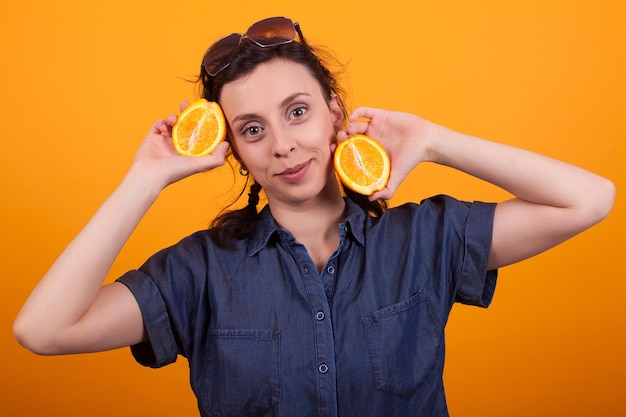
[361,291,442,398]
[198,329,280,417]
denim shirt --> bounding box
[118,195,497,417]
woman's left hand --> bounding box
[336,106,432,200]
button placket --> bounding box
[289,238,338,416]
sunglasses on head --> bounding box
[202,16,303,77]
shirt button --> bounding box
[303,265,310,274]
[326,265,335,275]
[316,311,325,320]
[318,363,329,374]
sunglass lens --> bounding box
[203,33,241,76]
[246,16,295,45]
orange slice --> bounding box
[172,98,226,156]
[334,134,390,195]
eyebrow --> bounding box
[231,92,312,125]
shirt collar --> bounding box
[247,198,367,256]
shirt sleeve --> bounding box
[454,200,498,307]
[117,270,179,368]
[399,195,497,310]
[115,231,210,368]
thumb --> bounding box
[190,141,230,172]
[369,186,392,201]
[369,173,401,201]
[211,141,230,160]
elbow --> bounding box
[13,315,61,356]
[588,177,616,225]
[574,176,616,232]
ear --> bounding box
[329,94,345,131]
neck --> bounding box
[269,193,346,240]
[268,188,346,272]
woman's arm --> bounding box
[14,111,229,355]
[339,107,615,270]
[427,124,615,269]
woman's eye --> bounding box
[290,106,307,119]
[243,125,262,137]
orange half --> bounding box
[172,98,226,156]
[334,134,390,195]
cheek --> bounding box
[227,140,248,169]
[310,116,338,146]
[322,124,339,152]
[236,147,262,170]
[232,142,278,179]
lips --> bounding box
[276,160,311,183]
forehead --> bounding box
[219,59,325,116]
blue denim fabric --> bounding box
[117,195,497,417]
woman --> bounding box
[14,16,614,417]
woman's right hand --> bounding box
[13,100,232,355]
[131,101,230,190]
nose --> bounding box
[271,129,296,157]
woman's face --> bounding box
[219,59,344,207]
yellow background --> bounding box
[1,1,624,416]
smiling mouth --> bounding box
[278,162,308,176]
[276,160,311,182]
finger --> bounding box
[369,186,393,201]
[179,100,190,113]
[345,121,371,136]
[369,174,400,201]
[193,141,230,160]
[199,142,230,170]
[150,119,168,135]
[348,106,376,122]
[177,142,230,174]
[336,130,349,142]
[369,189,386,201]
[210,141,230,161]
[165,114,178,126]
